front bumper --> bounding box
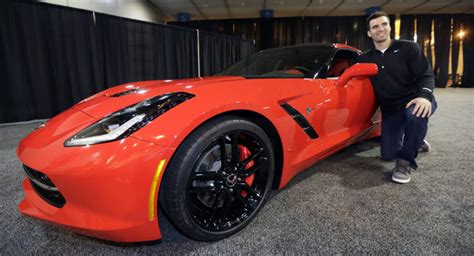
[18,135,172,242]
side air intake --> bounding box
[280,103,319,139]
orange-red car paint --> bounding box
[17,44,380,242]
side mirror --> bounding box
[336,63,378,87]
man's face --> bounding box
[367,16,391,43]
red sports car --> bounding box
[17,43,379,242]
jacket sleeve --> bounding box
[406,42,435,101]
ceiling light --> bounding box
[241,2,245,6]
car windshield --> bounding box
[218,45,333,79]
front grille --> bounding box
[23,165,66,208]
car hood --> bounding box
[72,76,245,118]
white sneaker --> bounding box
[419,140,431,153]
[392,159,412,184]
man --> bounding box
[358,11,437,184]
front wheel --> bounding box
[160,116,274,241]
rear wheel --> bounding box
[160,116,274,241]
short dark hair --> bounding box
[366,11,389,30]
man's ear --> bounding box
[367,30,372,38]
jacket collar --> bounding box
[369,38,398,54]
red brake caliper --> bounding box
[239,145,255,197]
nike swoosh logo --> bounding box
[394,49,400,53]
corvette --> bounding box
[17,43,379,242]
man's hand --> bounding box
[406,97,432,118]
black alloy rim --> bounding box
[186,131,270,232]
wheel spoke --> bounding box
[240,147,265,169]
[218,137,228,169]
[192,171,221,181]
[189,182,220,193]
[230,133,240,166]
[221,189,234,218]
[208,191,223,225]
[189,186,215,193]
[237,182,262,199]
[234,187,257,210]
[234,187,247,203]
[242,157,268,177]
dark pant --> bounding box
[380,100,438,169]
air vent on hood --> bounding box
[109,89,141,97]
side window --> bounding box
[270,54,300,72]
[257,50,310,78]
[219,46,333,78]
[254,50,301,76]
[327,50,359,78]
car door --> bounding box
[311,49,377,153]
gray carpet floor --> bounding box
[0,88,473,255]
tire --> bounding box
[160,116,274,241]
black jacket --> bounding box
[357,39,435,112]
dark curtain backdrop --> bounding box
[274,17,315,46]
[0,1,101,122]
[336,17,352,44]
[416,15,433,68]
[172,15,397,53]
[461,14,474,87]
[273,17,301,47]
[95,14,199,87]
[400,15,415,40]
[199,31,255,76]
[177,19,260,49]
[389,15,396,40]
[355,16,372,51]
[260,18,274,49]
[433,15,451,87]
[451,17,462,85]
[0,1,254,123]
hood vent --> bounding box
[109,88,141,97]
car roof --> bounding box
[258,43,361,54]
[333,43,361,53]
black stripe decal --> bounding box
[280,103,319,139]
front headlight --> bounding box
[64,92,194,147]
